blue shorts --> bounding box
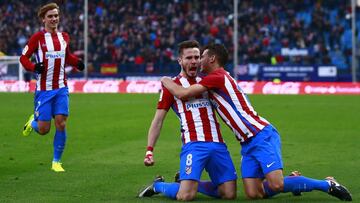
[179,142,237,186]
[34,87,69,121]
[240,125,283,179]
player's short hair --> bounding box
[38,3,60,19]
[177,40,200,56]
[202,44,229,67]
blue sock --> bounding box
[198,181,220,198]
[154,182,180,199]
[283,176,330,193]
[53,130,66,162]
[31,120,39,133]
[264,176,330,198]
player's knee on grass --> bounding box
[176,190,196,201]
[176,180,197,201]
[243,178,266,199]
[245,189,265,199]
[220,190,236,200]
[218,181,237,199]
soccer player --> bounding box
[138,40,237,201]
[161,43,352,201]
[20,3,84,172]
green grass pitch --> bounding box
[0,93,359,202]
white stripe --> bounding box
[224,76,265,130]
[44,33,54,90]
[212,91,254,140]
[57,32,66,88]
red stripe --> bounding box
[52,34,61,89]
[199,107,212,142]
[39,34,47,90]
[223,86,259,136]
[226,74,268,129]
[213,95,247,141]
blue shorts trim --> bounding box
[179,142,237,186]
[240,125,283,178]
[34,87,69,121]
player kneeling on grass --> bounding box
[138,40,237,201]
[20,3,85,172]
[161,43,352,201]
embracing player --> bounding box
[138,40,237,201]
[20,3,84,172]
[161,43,352,201]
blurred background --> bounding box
[1,0,360,82]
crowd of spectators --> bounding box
[0,0,359,77]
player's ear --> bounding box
[210,55,216,63]
[177,57,182,64]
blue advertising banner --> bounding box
[237,65,338,81]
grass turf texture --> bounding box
[0,93,359,202]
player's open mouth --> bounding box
[189,67,197,71]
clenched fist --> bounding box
[144,150,154,166]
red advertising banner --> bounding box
[1,80,360,94]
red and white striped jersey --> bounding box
[199,68,269,143]
[20,30,79,91]
[158,75,223,144]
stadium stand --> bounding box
[0,0,359,79]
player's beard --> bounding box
[186,66,198,78]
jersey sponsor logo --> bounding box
[45,51,65,59]
[209,98,219,109]
[22,45,29,55]
[185,99,210,111]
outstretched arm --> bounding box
[144,109,168,166]
[161,77,207,100]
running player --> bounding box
[20,3,84,172]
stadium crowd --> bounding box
[0,0,358,75]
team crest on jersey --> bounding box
[185,166,192,175]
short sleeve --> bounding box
[157,85,174,110]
